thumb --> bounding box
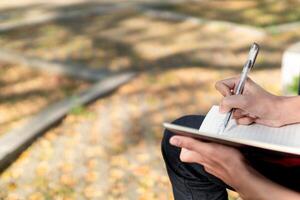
[220,95,249,113]
[170,136,201,152]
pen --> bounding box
[220,43,260,133]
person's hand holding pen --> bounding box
[168,76,300,200]
[167,42,300,200]
[215,76,300,127]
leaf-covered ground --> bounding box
[147,0,300,27]
[0,64,89,136]
[0,7,299,72]
[0,0,296,199]
[0,68,281,199]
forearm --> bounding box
[277,96,300,126]
[246,175,300,200]
[236,165,300,200]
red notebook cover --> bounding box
[263,157,300,167]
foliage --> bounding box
[69,104,89,116]
[287,75,299,94]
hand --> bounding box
[169,135,250,190]
[169,136,300,200]
[215,76,283,127]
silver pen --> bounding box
[220,43,259,133]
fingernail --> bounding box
[170,137,179,146]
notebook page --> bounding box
[199,105,300,147]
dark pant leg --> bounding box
[161,115,228,200]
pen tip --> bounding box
[253,42,260,48]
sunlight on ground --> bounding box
[0,0,295,199]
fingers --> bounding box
[169,136,241,159]
[220,95,249,113]
[170,136,245,186]
[169,136,214,155]
[180,148,203,163]
[236,117,255,125]
[215,76,256,97]
[215,77,238,96]
[232,109,245,119]
[233,109,255,118]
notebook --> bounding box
[163,105,300,158]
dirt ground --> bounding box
[0,1,298,199]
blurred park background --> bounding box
[0,0,299,199]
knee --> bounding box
[161,115,204,163]
[161,115,228,189]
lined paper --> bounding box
[199,106,300,147]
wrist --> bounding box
[234,165,277,200]
[232,165,263,199]
[276,96,300,126]
[235,163,300,200]
[229,160,262,197]
[241,174,300,200]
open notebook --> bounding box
[163,105,300,157]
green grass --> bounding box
[69,105,89,116]
[287,75,299,94]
